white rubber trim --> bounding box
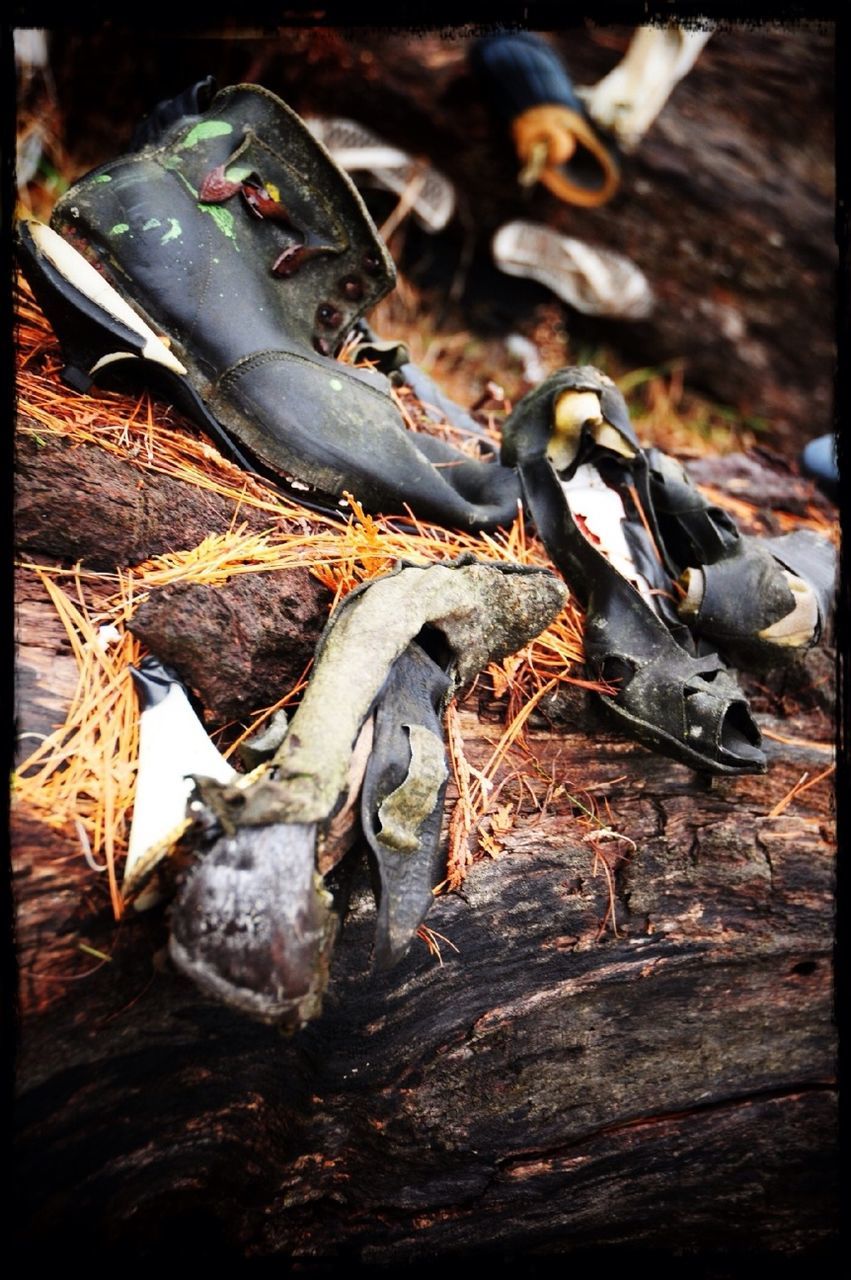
[561,461,658,610]
[124,682,236,897]
[25,219,187,376]
[758,573,819,647]
[89,351,141,375]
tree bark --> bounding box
[12,437,838,1264]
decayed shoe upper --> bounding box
[51,83,397,365]
[644,449,836,666]
[44,83,521,529]
[500,368,767,775]
[168,557,568,1021]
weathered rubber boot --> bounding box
[166,557,567,1024]
[642,449,837,671]
[501,368,767,775]
[15,83,520,530]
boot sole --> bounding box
[303,116,456,232]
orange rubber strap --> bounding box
[511,105,620,208]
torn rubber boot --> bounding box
[15,82,520,531]
[501,367,766,775]
[166,557,566,1023]
[470,32,620,206]
[643,449,837,670]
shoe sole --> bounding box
[492,219,654,319]
[304,116,456,232]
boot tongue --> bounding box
[165,84,396,352]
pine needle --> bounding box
[767,763,835,818]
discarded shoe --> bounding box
[643,449,836,670]
[470,31,620,207]
[15,83,520,531]
[492,219,654,319]
[130,557,566,1024]
[676,531,835,669]
[577,25,714,153]
[501,367,766,774]
[303,115,456,233]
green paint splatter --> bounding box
[110,223,130,235]
[160,218,182,244]
[93,174,112,184]
[180,120,233,149]
[329,378,343,391]
[224,163,252,183]
[198,203,239,249]
[142,217,162,231]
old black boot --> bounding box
[16,83,520,530]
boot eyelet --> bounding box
[362,252,381,276]
[317,303,343,329]
[341,275,364,301]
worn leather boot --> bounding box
[16,83,520,530]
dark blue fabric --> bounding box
[469,32,584,120]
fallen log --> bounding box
[11,717,838,1264]
[12,432,837,1265]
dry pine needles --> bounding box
[14,277,599,925]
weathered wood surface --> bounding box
[12,428,838,1264]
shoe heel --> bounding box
[15,219,186,390]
